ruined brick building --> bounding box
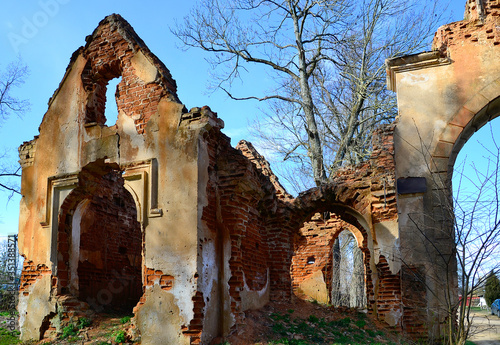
[17,0,500,343]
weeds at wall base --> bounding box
[0,313,138,344]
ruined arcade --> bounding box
[16,1,500,343]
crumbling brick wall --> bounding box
[263,123,398,313]
[375,256,403,328]
[207,121,277,332]
[159,107,281,341]
[433,0,500,54]
[18,12,440,344]
[401,265,427,338]
[235,141,294,304]
[291,214,343,291]
[229,122,401,329]
[21,3,500,342]
[465,0,500,22]
[78,15,177,132]
[19,261,51,295]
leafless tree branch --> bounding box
[0,58,30,196]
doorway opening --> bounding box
[290,212,367,307]
[57,162,143,313]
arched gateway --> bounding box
[386,0,500,339]
[17,2,500,343]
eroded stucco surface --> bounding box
[18,274,55,340]
[17,2,500,343]
[135,285,187,345]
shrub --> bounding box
[61,324,77,339]
[113,330,126,343]
[78,317,91,329]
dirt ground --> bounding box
[469,310,500,345]
[4,304,499,344]
[221,298,407,345]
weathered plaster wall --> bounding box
[17,14,210,344]
[18,268,54,340]
[17,7,468,343]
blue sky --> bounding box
[0,0,484,236]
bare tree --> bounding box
[0,59,29,123]
[174,0,354,186]
[450,136,500,344]
[0,59,29,197]
[173,0,446,190]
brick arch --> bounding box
[289,208,371,307]
[290,184,372,234]
[266,174,377,302]
[283,188,374,305]
[285,195,372,276]
[55,161,143,313]
[289,203,370,244]
[431,79,500,178]
[449,94,500,169]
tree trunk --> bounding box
[351,246,365,308]
[289,1,327,186]
[331,238,341,306]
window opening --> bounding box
[104,76,122,127]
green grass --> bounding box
[329,317,351,328]
[61,323,77,339]
[78,317,91,329]
[267,311,385,345]
[67,335,80,343]
[113,329,126,343]
[355,319,366,328]
[0,313,135,344]
[0,327,20,345]
[120,315,132,324]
